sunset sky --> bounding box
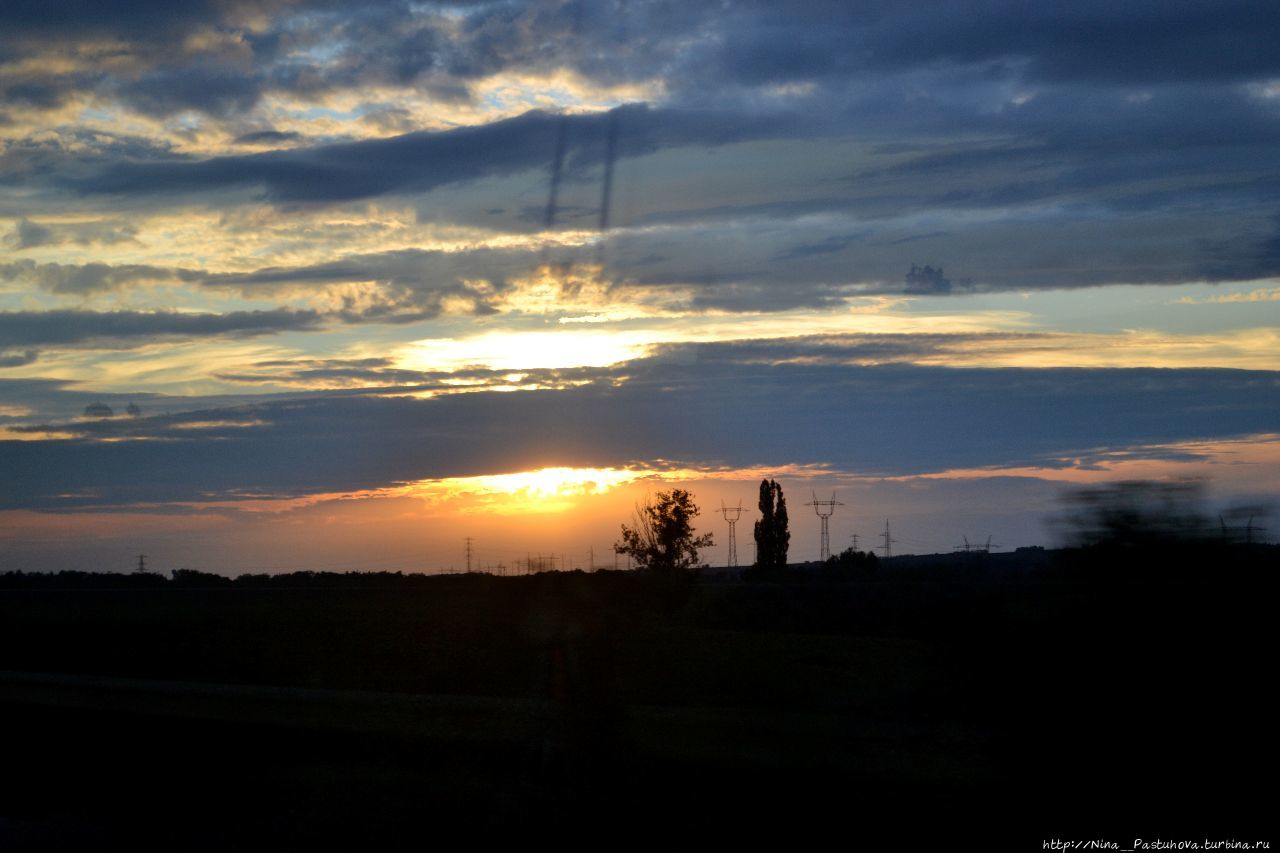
[2,0,1278,573]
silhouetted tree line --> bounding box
[0,568,504,589]
[0,569,170,589]
[823,547,879,579]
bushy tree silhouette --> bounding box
[823,547,879,579]
[615,489,714,573]
[753,479,789,570]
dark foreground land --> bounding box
[1,546,1275,848]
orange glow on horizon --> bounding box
[409,466,645,513]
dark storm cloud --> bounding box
[0,200,1264,321]
[205,355,719,394]
[679,281,858,313]
[9,218,52,248]
[673,0,1280,92]
[4,2,1278,118]
[772,233,864,262]
[0,251,511,316]
[0,131,184,208]
[0,0,254,39]
[0,259,200,294]
[2,0,1278,295]
[66,105,797,203]
[1,79,76,109]
[0,376,305,428]
[616,191,1280,295]
[201,247,532,319]
[119,66,265,118]
[212,358,446,388]
[202,247,501,288]
[4,340,1279,509]
[642,334,1035,366]
[6,218,139,249]
[209,355,564,389]
[0,308,322,348]
[194,190,1256,308]
[263,1,1280,103]
[1195,214,1280,282]
[860,1,1280,86]
[904,264,954,295]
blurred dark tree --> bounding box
[1055,479,1213,547]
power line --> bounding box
[1220,514,1268,545]
[544,115,569,229]
[598,110,619,232]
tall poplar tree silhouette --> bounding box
[753,479,790,570]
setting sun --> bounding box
[397,330,653,372]
[404,466,645,513]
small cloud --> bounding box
[1176,287,1280,305]
[10,218,54,249]
[233,129,303,146]
[83,402,115,418]
[877,231,950,246]
[905,264,952,295]
[360,107,418,134]
[0,307,322,347]
[0,349,38,368]
[773,233,862,262]
[6,220,140,251]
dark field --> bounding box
[1,550,1275,848]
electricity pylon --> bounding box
[806,492,844,562]
[720,500,744,568]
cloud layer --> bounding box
[2,0,1278,312]
[2,1,1278,555]
[4,338,1279,510]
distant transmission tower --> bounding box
[135,553,148,574]
[806,492,844,561]
[1218,514,1268,545]
[720,500,744,568]
[880,520,897,560]
[464,537,473,573]
[849,533,860,552]
[955,535,998,554]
